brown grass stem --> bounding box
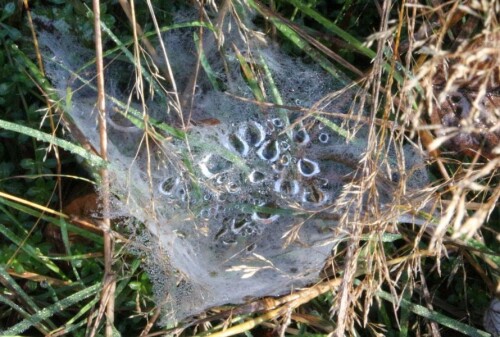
[91,1,115,336]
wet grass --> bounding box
[0,1,498,336]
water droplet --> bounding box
[216,174,228,185]
[199,154,232,178]
[272,118,284,128]
[231,218,250,234]
[177,187,188,203]
[257,140,280,162]
[228,133,249,157]
[319,133,329,144]
[294,128,310,146]
[274,179,299,196]
[240,121,265,147]
[214,226,227,240]
[252,202,280,223]
[297,158,320,177]
[158,177,178,195]
[280,154,291,166]
[249,170,266,183]
[222,238,237,246]
[242,226,256,237]
[246,243,257,253]
[226,182,240,193]
[200,207,211,219]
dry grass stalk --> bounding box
[88,1,115,336]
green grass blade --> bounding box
[194,32,221,91]
[0,224,68,278]
[0,119,106,168]
[313,115,356,142]
[0,266,56,330]
[285,0,375,59]
[52,296,100,335]
[3,280,101,335]
[270,17,347,81]
[282,0,406,85]
[233,45,266,102]
[0,294,50,335]
[377,289,490,337]
[257,52,292,139]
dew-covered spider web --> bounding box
[35,6,432,325]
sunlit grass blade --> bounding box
[49,296,100,336]
[0,224,68,278]
[0,119,106,168]
[376,289,490,337]
[0,266,56,330]
[3,280,101,335]
[194,32,221,91]
[269,19,345,81]
[399,274,411,337]
[0,294,50,335]
[284,0,375,58]
[248,0,349,82]
[233,45,266,102]
[257,52,292,139]
[281,0,407,85]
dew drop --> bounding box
[257,140,280,162]
[222,239,237,246]
[318,133,329,144]
[200,207,211,219]
[298,158,320,177]
[241,121,266,147]
[294,128,310,146]
[231,218,250,234]
[199,154,232,178]
[226,182,240,193]
[274,178,299,196]
[280,154,291,166]
[228,133,249,157]
[246,243,257,253]
[281,141,290,151]
[158,177,178,195]
[214,227,227,240]
[272,118,284,128]
[252,202,280,223]
[177,187,188,203]
[249,170,266,183]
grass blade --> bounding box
[0,119,106,168]
[376,289,490,337]
[3,277,101,335]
